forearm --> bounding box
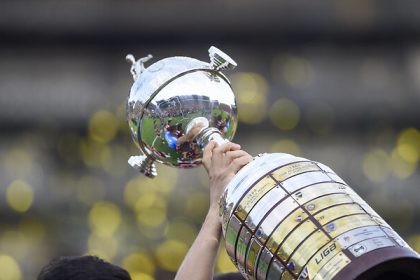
[175,205,221,280]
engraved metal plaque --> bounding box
[271,161,320,182]
[348,236,395,257]
[220,153,420,280]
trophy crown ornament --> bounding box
[126,46,238,178]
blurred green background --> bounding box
[0,0,420,279]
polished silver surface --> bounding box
[219,153,419,279]
[257,248,273,280]
[244,187,290,232]
[237,227,252,266]
[246,237,263,276]
[226,215,242,261]
[126,54,153,81]
[281,171,332,193]
[126,46,237,177]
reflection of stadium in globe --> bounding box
[127,53,238,170]
[145,95,236,165]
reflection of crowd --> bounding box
[145,95,234,163]
[162,120,201,161]
[150,96,216,119]
[210,114,230,135]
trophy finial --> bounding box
[125,54,153,81]
[128,155,157,178]
[208,46,237,71]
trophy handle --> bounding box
[208,46,237,71]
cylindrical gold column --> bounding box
[220,153,420,280]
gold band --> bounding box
[323,214,378,238]
[292,182,350,205]
[265,206,308,253]
[304,193,354,213]
[276,221,318,262]
[235,176,279,221]
[314,203,366,226]
[271,161,321,182]
[287,230,330,276]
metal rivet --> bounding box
[287,262,296,271]
[307,203,316,211]
[327,223,336,232]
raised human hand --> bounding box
[202,141,253,211]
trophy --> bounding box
[125,47,420,279]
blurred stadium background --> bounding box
[1,0,420,279]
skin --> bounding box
[175,141,253,280]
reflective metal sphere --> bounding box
[126,47,238,177]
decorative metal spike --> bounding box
[125,54,153,81]
[208,46,237,71]
[128,155,157,178]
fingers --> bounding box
[204,140,218,155]
[215,142,241,154]
[202,141,218,169]
[225,150,251,163]
[212,142,240,163]
[228,154,253,174]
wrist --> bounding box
[203,205,222,237]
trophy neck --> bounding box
[196,127,228,148]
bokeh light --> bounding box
[122,252,156,278]
[87,234,118,261]
[230,72,268,124]
[396,128,420,163]
[270,139,301,156]
[165,220,197,246]
[362,149,390,183]
[79,139,112,168]
[88,110,119,143]
[130,272,154,280]
[136,196,167,229]
[6,180,34,212]
[0,230,29,260]
[124,171,178,209]
[88,201,121,237]
[154,240,188,272]
[390,148,418,179]
[216,244,237,273]
[0,255,22,280]
[3,149,33,178]
[271,55,315,88]
[269,98,300,131]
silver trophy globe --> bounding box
[126,47,237,177]
[125,47,420,280]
